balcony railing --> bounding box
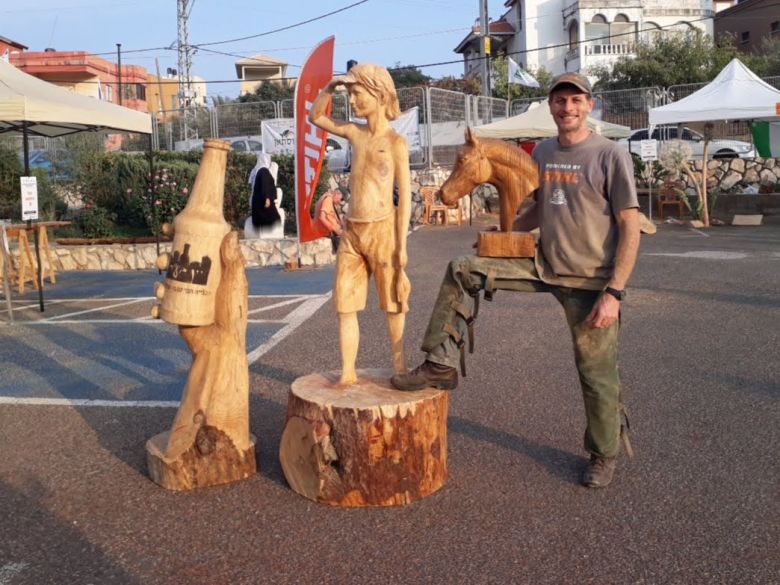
[584,43,635,56]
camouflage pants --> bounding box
[422,254,623,458]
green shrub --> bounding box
[76,205,116,238]
[0,141,22,220]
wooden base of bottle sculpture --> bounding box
[477,231,536,258]
[279,369,448,507]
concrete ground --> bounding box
[0,217,778,585]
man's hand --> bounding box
[585,293,620,329]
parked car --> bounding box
[20,150,72,180]
[618,127,755,159]
[326,137,350,171]
[174,136,263,153]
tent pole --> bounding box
[22,123,45,312]
[148,134,161,274]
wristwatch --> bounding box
[604,286,626,301]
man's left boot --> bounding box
[581,455,616,488]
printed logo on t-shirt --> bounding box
[551,188,567,206]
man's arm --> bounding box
[586,207,640,329]
[512,196,539,232]
[309,78,354,139]
[318,196,343,236]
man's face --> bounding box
[549,88,594,134]
[348,83,379,118]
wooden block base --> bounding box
[146,429,257,491]
[279,369,448,507]
[732,214,763,226]
[477,231,536,258]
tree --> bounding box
[431,74,481,95]
[388,63,431,88]
[238,80,295,103]
[591,29,777,90]
[489,56,552,101]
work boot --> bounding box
[390,360,458,391]
[581,455,616,488]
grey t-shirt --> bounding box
[531,132,638,290]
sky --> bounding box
[2,0,485,100]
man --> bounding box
[391,73,640,488]
[314,189,344,253]
[309,63,412,386]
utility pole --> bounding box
[177,0,198,142]
[479,0,491,97]
[116,43,123,105]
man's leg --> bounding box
[552,288,622,487]
[392,254,545,390]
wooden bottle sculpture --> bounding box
[147,139,256,491]
[157,139,232,326]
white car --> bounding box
[619,127,755,159]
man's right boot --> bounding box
[390,360,458,391]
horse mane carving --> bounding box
[438,128,540,232]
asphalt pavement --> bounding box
[0,217,778,585]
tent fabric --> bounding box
[649,58,780,127]
[472,101,631,140]
[0,59,152,137]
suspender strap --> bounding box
[620,403,634,458]
[450,299,477,354]
[443,323,467,377]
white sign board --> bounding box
[261,118,296,155]
[640,139,658,161]
[20,176,39,221]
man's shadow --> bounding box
[449,415,583,484]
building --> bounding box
[456,0,715,78]
[10,49,149,113]
[235,54,288,96]
[147,72,208,113]
[715,0,780,54]
[454,18,516,81]
[0,35,27,58]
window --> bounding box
[770,21,778,36]
[642,22,663,45]
[611,14,636,46]
[631,130,649,141]
[741,31,750,44]
[568,21,579,49]
[586,14,609,45]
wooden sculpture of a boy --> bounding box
[309,63,411,385]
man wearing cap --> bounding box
[391,72,640,489]
[309,63,412,386]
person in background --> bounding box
[314,189,344,253]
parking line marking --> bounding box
[247,297,307,315]
[45,298,149,321]
[246,292,331,365]
[0,397,179,408]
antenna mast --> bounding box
[177,0,198,142]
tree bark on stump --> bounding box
[279,369,448,507]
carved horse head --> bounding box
[437,128,540,232]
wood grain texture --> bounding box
[280,369,448,507]
[477,231,536,258]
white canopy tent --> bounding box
[648,58,780,127]
[0,58,152,137]
[0,58,153,313]
[473,101,631,140]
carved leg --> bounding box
[338,312,359,385]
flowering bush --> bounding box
[75,202,116,238]
[135,163,197,235]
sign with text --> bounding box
[295,36,334,244]
[20,176,39,221]
[640,139,658,161]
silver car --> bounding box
[619,127,755,159]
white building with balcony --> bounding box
[462,0,715,78]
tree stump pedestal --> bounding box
[279,369,448,507]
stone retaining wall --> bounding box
[10,237,336,272]
[679,157,780,193]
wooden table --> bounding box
[1,221,71,294]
